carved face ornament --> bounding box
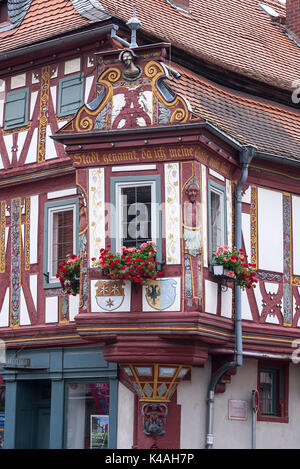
[186,184,199,203]
[119,49,140,80]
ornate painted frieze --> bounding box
[0,200,6,273]
[80,251,89,311]
[59,294,69,323]
[164,163,181,265]
[250,185,258,269]
[10,198,21,327]
[88,167,105,266]
[283,193,292,326]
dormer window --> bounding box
[0,0,33,33]
[0,0,9,26]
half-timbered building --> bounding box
[0,0,299,449]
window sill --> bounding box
[43,280,62,290]
[258,415,289,424]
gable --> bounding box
[56,44,204,136]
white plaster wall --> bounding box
[117,382,134,449]
[205,280,218,314]
[11,73,26,89]
[177,362,211,449]
[213,358,257,449]
[258,188,283,272]
[242,212,251,259]
[211,359,300,449]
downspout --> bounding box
[205,144,256,449]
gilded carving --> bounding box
[38,65,50,163]
[24,196,30,271]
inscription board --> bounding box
[68,143,233,177]
[228,400,248,420]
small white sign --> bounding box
[228,400,248,420]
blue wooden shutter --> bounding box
[58,73,84,117]
[4,88,29,130]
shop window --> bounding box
[110,175,162,261]
[4,87,29,130]
[57,73,84,117]
[258,362,289,423]
[65,381,114,449]
[43,198,79,287]
[208,180,227,261]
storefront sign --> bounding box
[4,358,30,367]
[228,400,248,420]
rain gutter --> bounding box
[0,23,118,65]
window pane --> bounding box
[121,185,152,248]
[66,382,110,449]
[211,190,223,252]
[260,370,275,415]
[52,209,73,276]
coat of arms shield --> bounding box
[95,280,125,311]
[145,278,177,310]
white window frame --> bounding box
[115,180,157,253]
[46,202,77,285]
[208,180,227,261]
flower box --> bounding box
[212,246,258,290]
[92,241,163,285]
[56,254,81,295]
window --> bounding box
[258,362,289,422]
[4,87,29,130]
[0,1,8,25]
[58,73,84,117]
[208,180,227,260]
[44,198,79,287]
[110,175,162,261]
[65,381,112,449]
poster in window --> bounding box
[0,412,4,449]
[90,415,109,449]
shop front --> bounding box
[0,346,118,449]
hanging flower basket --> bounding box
[212,246,258,290]
[56,254,81,295]
[92,241,163,285]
